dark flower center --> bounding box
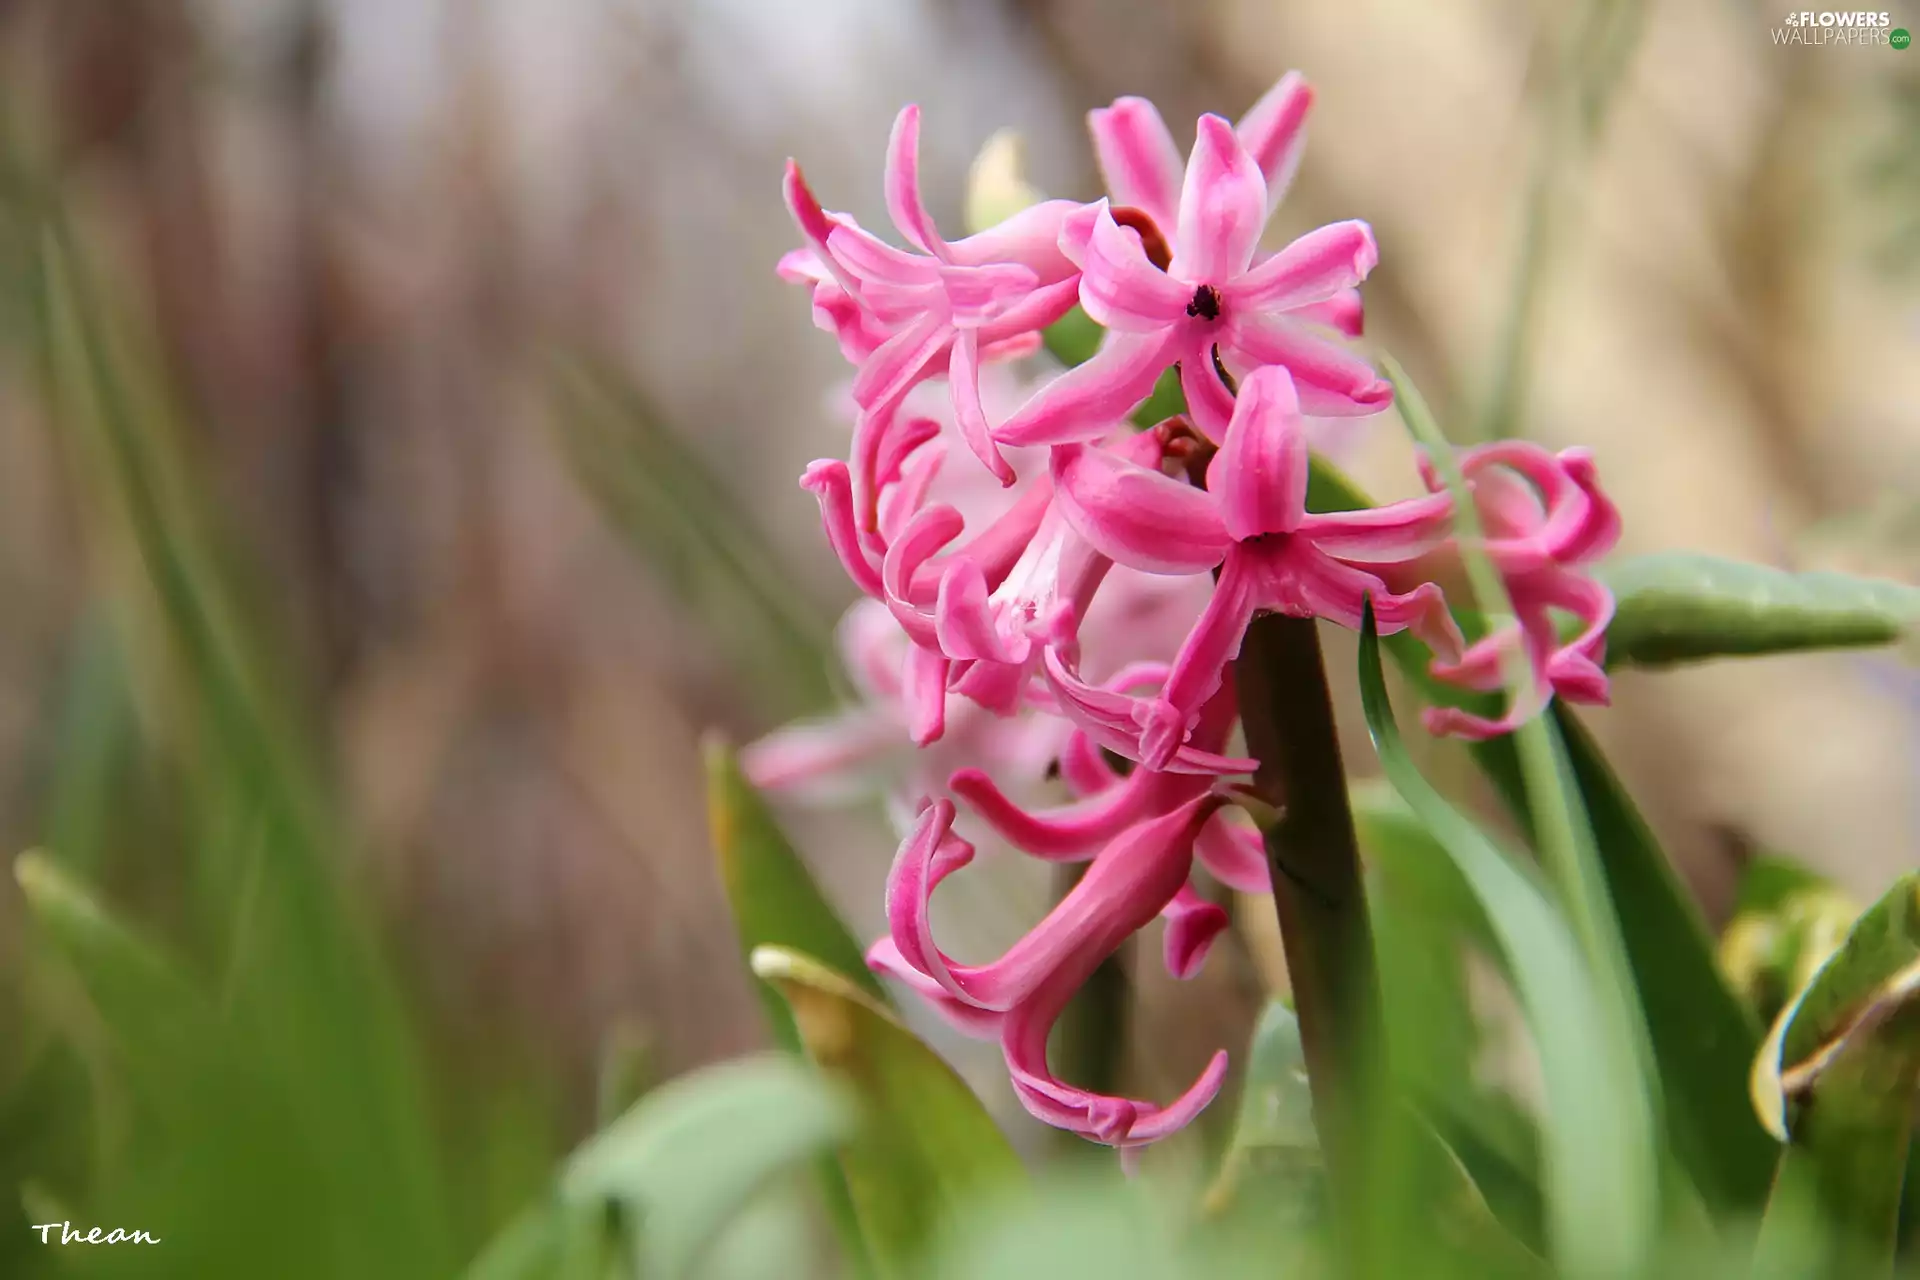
[1186,284,1222,321]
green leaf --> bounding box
[706,737,886,1021]
[751,946,1023,1276]
[563,1054,856,1278]
[1357,613,1658,1280]
[1752,877,1920,1277]
[1599,553,1920,667]
[1309,450,1777,1216]
[706,739,882,1276]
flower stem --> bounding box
[1234,613,1383,1212]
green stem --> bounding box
[1233,613,1383,1217]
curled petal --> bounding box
[1051,442,1231,575]
[1227,220,1378,314]
[800,460,885,598]
[1162,883,1230,980]
[1088,97,1184,232]
[1196,813,1270,893]
[935,559,1028,664]
[884,105,950,260]
[1137,553,1263,770]
[782,160,862,297]
[1226,312,1392,417]
[941,261,1040,327]
[1296,490,1456,565]
[1553,449,1622,565]
[1209,365,1308,540]
[867,938,1003,1039]
[995,328,1178,447]
[1042,648,1256,776]
[1272,549,1463,663]
[837,599,906,701]
[951,654,1029,715]
[1235,71,1314,209]
[1424,617,1553,740]
[1079,205,1192,331]
[1173,115,1268,283]
[948,763,1174,858]
[948,332,1016,485]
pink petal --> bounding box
[1424,615,1553,740]
[1227,220,1377,313]
[1226,312,1392,417]
[867,938,1003,1038]
[995,328,1178,447]
[1208,365,1308,540]
[1272,546,1463,662]
[1196,813,1270,893]
[948,763,1174,858]
[836,599,906,702]
[935,559,1028,664]
[1179,333,1239,444]
[1079,205,1193,332]
[884,105,950,260]
[782,160,862,297]
[883,503,964,610]
[979,276,1082,344]
[799,460,885,598]
[1294,288,1364,337]
[851,310,953,418]
[739,708,901,794]
[951,199,1085,278]
[1161,882,1230,980]
[878,439,946,543]
[950,655,1029,715]
[1041,648,1256,776]
[1087,97,1184,232]
[941,261,1041,328]
[1137,553,1262,770]
[1060,729,1123,797]
[1296,491,1455,564]
[903,643,949,745]
[1235,71,1314,210]
[1553,448,1622,565]
[1172,115,1268,284]
[947,332,1016,485]
[1050,442,1231,575]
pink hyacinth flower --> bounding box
[1052,366,1463,769]
[1418,443,1622,740]
[996,104,1388,449]
[782,108,1084,490]
[868,795,1230,1150]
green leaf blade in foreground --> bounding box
[1599,552,1920,667]
[563,1055,856,1278]
[1310,454,1775,1214]
[1751,877,1920,1277]
[1357,617,1657,1280]
[751,946,1023,1276]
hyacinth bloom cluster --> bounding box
[751,74,1625,1155]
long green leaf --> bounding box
[1600,553,1920,667]
[1310,453,1776,1214]
[1202,1000,1321,1221]
[751,946,1023,1276]
[1357,613,1657,1279]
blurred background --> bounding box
[0,0,1915,1275]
